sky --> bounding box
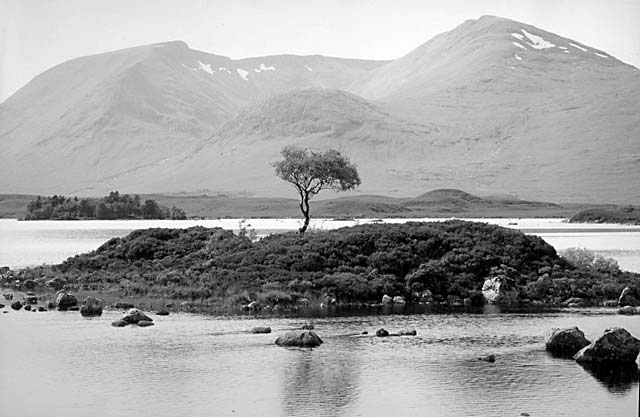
[1,0,639,101]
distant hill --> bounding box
[1,16,638,203]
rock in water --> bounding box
[275,331,323,347]
[122,308,153,325]
[399,329,417,336]
[11,301,23,310]
[545,327,591,356]
[111,319,130,327]
[251,326,272,334]
[80,296,103,317]
[477,354,496,362]
[376,328,389,337]
[482,276,518,305]
[55,291,78,311]
[155,310,170,316]
[137,320,154,327]
[393,296,406,304]
[574,327,640,364]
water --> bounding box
[1,218,639,415]
[1,218,639,272]
[0,308,638,416]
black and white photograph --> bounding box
[1,0,639,415]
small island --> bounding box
[24,191,187,220]
[4,220,638,313]
[569,206,640,225]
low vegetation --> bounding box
[24,191,186,220]
[5,221,638,310]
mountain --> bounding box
[1,16,638,203]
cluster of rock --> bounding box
[545,326,640,365]
[111,308,154,327]
[375,328,417,337]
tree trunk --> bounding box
[299,192,310,234]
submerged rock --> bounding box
[545,327,591,356]
[55,291,77,311]
[80,296,103,317]
[275,331,323,348]
[251,326,272,334]
[398,329,417,336]
[477,354,496,362]
[122,308,153,325]
[111,319,130,327]
[618,306,640,315]
[574,327,640,364]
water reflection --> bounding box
[280,337,360,417]
[578,362,639,394]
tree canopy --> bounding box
[274,145,361,233]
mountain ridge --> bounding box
[1,15,638,203]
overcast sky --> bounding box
[1,0,639,101]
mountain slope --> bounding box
[0,16,638,203]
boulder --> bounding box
[477,354,496,362]
[618,287,640,307]
[275,331,323,348]
[121,308,153,325]
[545,327,591,356]
[376,328,389,337]
[24,304,31,311]
[251,326,272,334]
[574,327,640,364]
[11,301,23,310]
[155,310,170,316]
[618,306,640,315]
[111,319,130,327]
[381,294,393,304]
[55,291,78,311]
[393,296,406,304]
[398,329,417,336]
[113,302,135,309]
[80,296,103,317]
[137,320,154,327]
[46,277,67,291]
[482,276,519,305]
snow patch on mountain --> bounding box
[558,46,568,50]
[258,63,275,71]
[237,68,249,80]
[197,60,214,75]
[511,33,524,41]
[521,29,555,49]
[570,43,587,52]
[514,54,522,61]
[219,67,231,74]
[594,52,608,58]
[512,42,527,50]
[305,65,313,72]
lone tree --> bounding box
[274,145,361,234]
